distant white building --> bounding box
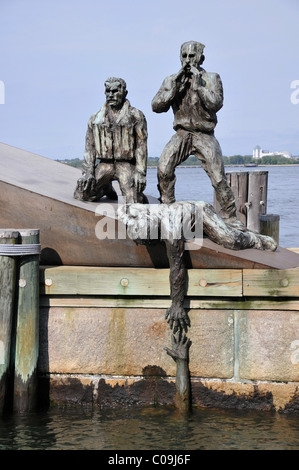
[253,145,291,159]
[253,145,262,159]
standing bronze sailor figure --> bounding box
[152,41,239,225]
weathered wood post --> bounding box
[246,171,268,232]
[260,214,280,245]
[214,171,269,232]
[13,229,40,412]
[228,172,248,226]
[214,172,248,225]
[0,230,18,415]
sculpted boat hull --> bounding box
[0,142,298,269]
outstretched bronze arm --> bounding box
[165,331,192,412]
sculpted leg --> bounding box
[93,162,117,201]
[201,201,277,251]
[157,143,177,204]
[116,162,137,204]
[157,131,192,204]
[193,132,237,221]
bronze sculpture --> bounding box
[75,53,278,412]
[165,332,192,412]
[74,77,148,203]
[152,41,238,225]
[119,201,277,334]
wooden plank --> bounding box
[243,268,299,297]
[39,266,243,297]
[40,295,299,311]
[187,269,242,297]
[40,266,170,296]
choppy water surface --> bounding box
[0,406,299,450]
[146,165,299,248]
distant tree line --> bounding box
[223,154,299,165]
[147,155,299,166]
[56,158,83,168]
[56,154,299,168]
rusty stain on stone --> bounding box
[106,308,127,373]
[147,321,167,339]
[283,386,299,413]
[44,375,299,413]
[142,365,167,377]
[192,382,275,412]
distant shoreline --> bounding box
[147,164,299,169]
[224,164,299,168]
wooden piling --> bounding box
[260,214,280,245]
[0,230,18,414]
[227,172,248,226]
[13,229,40,412]
[214,171,268,230]
[247,171,268,232]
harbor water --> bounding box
[1,165,299,451]
[1,406,299,450]
[146,165,299,249]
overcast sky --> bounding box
[0,0,298,159]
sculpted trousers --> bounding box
[157,129,236,219]
[95,161,142,203]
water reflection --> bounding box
[1,406,299,450]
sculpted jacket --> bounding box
[152,67,223,134]
[82,99,148,177]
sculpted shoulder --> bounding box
[130,105,147,124]
[200,70,222,86]
[88,105,105,127]
[86,112,98,128]
[162,72,178,87]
